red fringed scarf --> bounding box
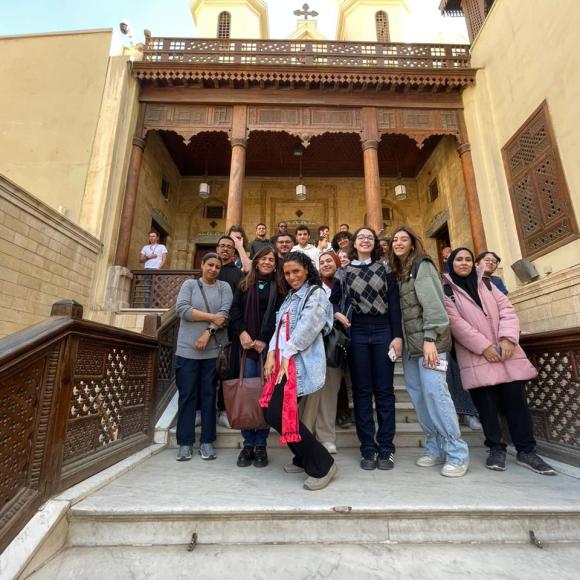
[259,310,301,444]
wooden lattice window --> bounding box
[502,101,578,260]
[217,11,231,39]
[375,11,390,43]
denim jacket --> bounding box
[268,282,333,396]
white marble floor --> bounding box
[27,542,580,580]
[72,447,580,516]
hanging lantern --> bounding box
[199,182,210,199]
[296,183,307,201]
[394,184,407,201]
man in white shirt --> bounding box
[139,232,168,307]
[291,226,320,270]
[140,232,168,269]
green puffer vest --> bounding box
[398,257,452,357]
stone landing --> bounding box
[23,447,580,579]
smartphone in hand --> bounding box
[388,347,397,362]
[423,359,448,372]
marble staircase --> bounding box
[23,447,580,580]
[167,363,485,450]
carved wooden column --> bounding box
[226,105,248,229]
[114,135,146,267]
[457,110,487,254]
[361,108,383,232]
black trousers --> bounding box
[263,377,334,478]
[469,380,536,454]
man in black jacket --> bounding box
[216,235,244,292]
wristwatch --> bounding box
[207,327,217,336]
[424,337,435,342]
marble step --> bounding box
[26,543,580,580]
[168,423,484,449]
[65,448,580,548]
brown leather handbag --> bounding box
[222,352,269,430]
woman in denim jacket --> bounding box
[261,252,336,491]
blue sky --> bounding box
[0,1,466,44]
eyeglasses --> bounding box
[483,259,498,265]
[217,244,234,250]
[356,235,375,242]
[278,240,293,245]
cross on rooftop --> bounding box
[293,3,319,20]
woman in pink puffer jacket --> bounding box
[443,248,556,476]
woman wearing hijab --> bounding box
[443,248,556,475]
[229,247,280,468]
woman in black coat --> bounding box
[229,247,280,469]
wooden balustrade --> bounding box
[130,269,201,309]
[521,328,580,466]
[143,37,471,70]
[0,301,160,552]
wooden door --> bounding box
[193,245,216,269]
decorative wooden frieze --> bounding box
[143,104,233,143]
[376,108,460,147]
[502,101,579,259]
[247,106,362,146]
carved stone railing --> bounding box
[143,38,471,70]
[521,328,580,466]
[0,301,158,552]
[130,270,200,309]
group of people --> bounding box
[173,222,556,492]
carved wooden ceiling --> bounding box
[159,130,441,178]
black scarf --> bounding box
[448,247,483,310]
[244,272,273,359]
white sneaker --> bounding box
[322,441,337,454]
[416,455,445,467]
[195,410,201,427]
[217,411,231,429]
[466,415,482,430]
[441,462,469,478]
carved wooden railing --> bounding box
[521,328,580,466]
[143,310,180,422]
[130,269,201,309]
[0,301,158,552]
[143,37,471,70]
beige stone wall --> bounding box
[416,136,471,257]
[0,176,101,338]
[127,133,182,270]
[0,30,112,224]
[510,265,580,335]
[463,0,580,291]
[462,0,580,333]
[190,0,268,39]
[173,175,421,268]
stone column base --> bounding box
[104,265,133,310]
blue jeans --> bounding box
[241,355,270,448]
[403,354,469,465]
[175,356,217,446]
[349,315,396,456]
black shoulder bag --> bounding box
[197,280,231,380]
